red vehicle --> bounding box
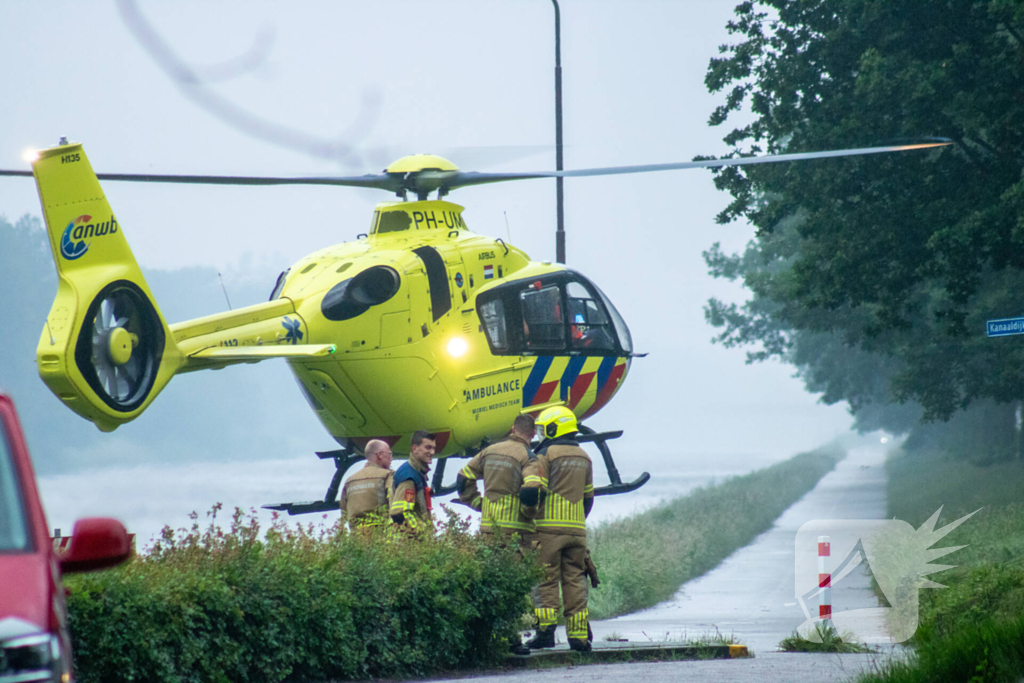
[0,394,130,683]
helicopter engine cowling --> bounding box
[321,265,401,321]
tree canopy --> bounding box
[703,0,1024,433]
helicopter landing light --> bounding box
[447,337,469,358]
[21,148,38,163]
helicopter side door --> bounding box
[433,243,470,309]
[520,282,567,351]
[409,246,451,339]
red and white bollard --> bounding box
[818,535,832,629]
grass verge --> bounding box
[779,624,873,653]
[855,453,1024,683]
[588,445,842,619]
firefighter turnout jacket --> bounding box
[390,459,432,529]
[457,433,540,534]
[529,434,595,641]
[339,463,394,528]
[532,436,594,536]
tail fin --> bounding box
[33,142,183,431]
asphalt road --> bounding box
[451,651,902,683]
[591,442,892,652]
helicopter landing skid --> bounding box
[264,425,650,516]
[262,447,362,516]
[429,426,650,498]
[431,450,476,497]
[578,425,650,496]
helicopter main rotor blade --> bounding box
[0,167,401,191]
[0,141,950,197]
[437,141,952,191]
[100,172,401,191]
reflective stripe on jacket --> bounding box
[390,459,432,528]
[534,438,593,537]
[459,434,539,533]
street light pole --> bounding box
[552,0,566,264]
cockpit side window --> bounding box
[269,269,290,301]
[480,299,508,351]
[566,281,615,351]
[520,284,565,350]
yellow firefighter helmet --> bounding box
[536,406,578,440]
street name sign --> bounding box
[986,317,1024,337]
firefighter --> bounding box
[456,414,539,537]
[456,414,540,656]
[389,430,436,532]
[523,406,594,653]
[339,439,394,530]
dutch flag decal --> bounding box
[484,265,494,279]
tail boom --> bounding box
[31,142,330,431]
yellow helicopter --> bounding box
[2,138,946,513]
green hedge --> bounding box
[588,446,842,619]
[66,506,538,683]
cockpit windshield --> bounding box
[567,281,616,352]
[0,419,29,552]
[476,269,632,356]
[589,281,633,354]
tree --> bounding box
[704,214,924,436]
[703,0,1024,423]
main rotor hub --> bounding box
[382,155,462,201]
[384,154,459,174]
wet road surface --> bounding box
[456,443,905,682]
[590,443,892,653]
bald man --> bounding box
[339,440,395,530]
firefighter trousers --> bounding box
[533,532,589,639]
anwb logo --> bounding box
[60,214,119,260]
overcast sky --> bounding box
[0,1,859,535]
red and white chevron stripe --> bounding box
[818,535,832,620]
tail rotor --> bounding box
[79,282,166,411]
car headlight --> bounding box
[0,633,63,683]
